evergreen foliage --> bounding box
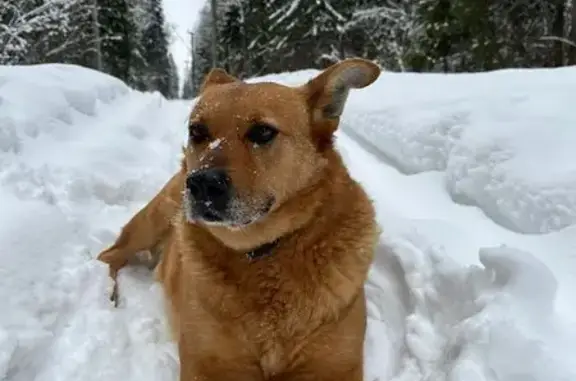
[2,0,574,99]
[98,0,135,83]
[182,0,575,87]
[139,0,174,97]
[0,0,179,97]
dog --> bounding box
[97,57,382,381]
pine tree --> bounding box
[230,0,272,76]
[190,3,214,94]
[139,0,172,96]
[63,0,100,68]
[98,0,136,83]
[167,52,180,99]
[341,0,424,72]
[550,1,566,66]
[267,0,348,72]
[181,32,196,99]
[126,0,151,90]
[571,0,576,64]
[220,2,245,75]
[0,0,96,65]
[182,73,195,99]
[181,57,194,99]
[416,0,460,72]
[4,0,569,83]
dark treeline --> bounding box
[3,1,574,100]
[182,0,576,99]
[0,0,179,99]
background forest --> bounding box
[0,0,180,98]
[2,0,575,99]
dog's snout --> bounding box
[186,169,231,220]
[186,169,230,200]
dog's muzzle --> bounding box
[186,168,231,222]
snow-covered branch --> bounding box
[0,0,94,64]
[341,1,423,72]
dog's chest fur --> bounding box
[172,211,376,347]
[156,174,379,376]
[183,232,353,333]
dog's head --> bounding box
[182,58,380,229]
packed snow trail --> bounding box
[1,64,576,381]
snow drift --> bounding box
[0,64,183,381]
[1,63,575,381]
[340,67,576,235]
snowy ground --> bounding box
[1,63,575,381]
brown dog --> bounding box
[97,58,381,381]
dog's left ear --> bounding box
[300,58,381,150]
[200,68,239,93]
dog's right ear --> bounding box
[300,58,381,150]
[200,68,239,93]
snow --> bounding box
[341,67,576,234]
[208,137,223,150]
[1,63,576,381]
[0,64,182,381]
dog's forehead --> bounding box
[190,82,307,127]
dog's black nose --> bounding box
[186,169,231,220]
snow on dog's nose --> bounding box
[186,168,231,222]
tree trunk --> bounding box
[551,0,565,66]
[210,0,218,68]
[92,0,102,70]
[239,2,250,77]
[571,0,576,64]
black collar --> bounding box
[245,238,280,261]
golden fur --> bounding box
[97,58,382,381]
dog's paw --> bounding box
[97,248,126,308]
[97,247,119,264]
[97,248,127,274]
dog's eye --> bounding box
[189,123,210,144]
[245,123,278,146]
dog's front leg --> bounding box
[97,170,184,302]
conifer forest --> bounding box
[2,0,575,99]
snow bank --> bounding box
[346,67,576,234]
[0,64,185,380]
[252,67,576,234]
[0,64,130,155]
[365,231,576,381]
[336,129,576,380]
[2,62,576,381]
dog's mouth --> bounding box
[184,192,275,228]
[194,198,227,221]
[227,197,275,228]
